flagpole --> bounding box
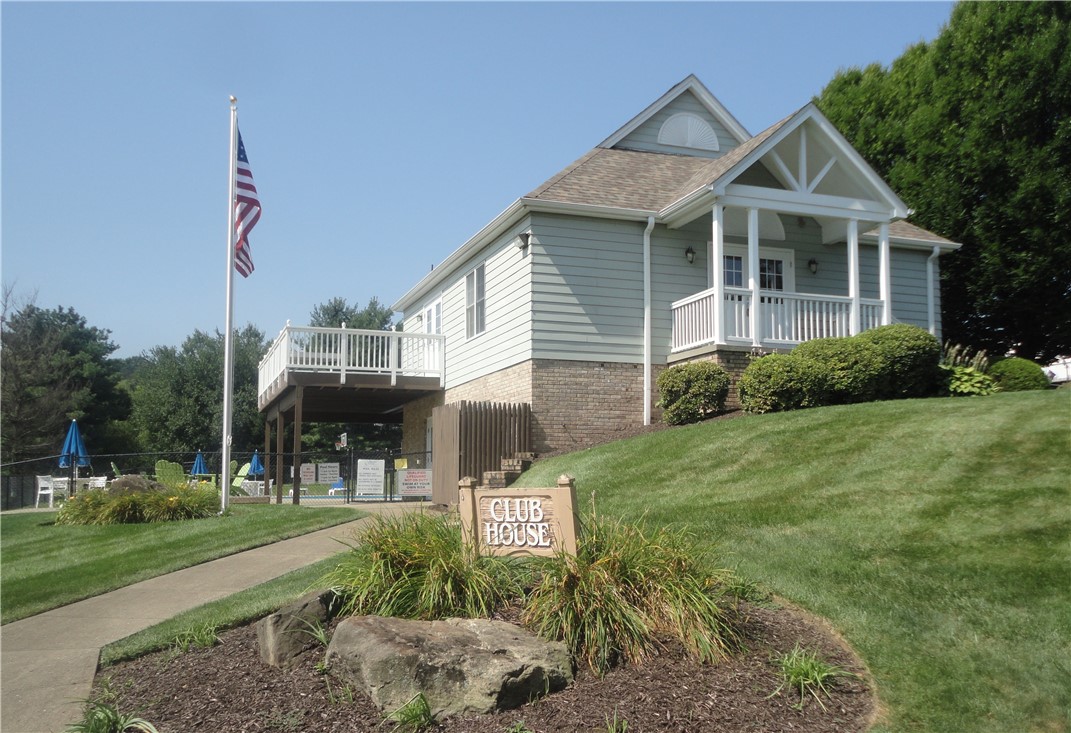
[220,96,239,513]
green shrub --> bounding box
[320,512,522,620]
[856,324,942,398]
[737,354,831,414]
[55,485,218,526]
[521,513,737,675]
[988,357,1051,392]
[940,364,998,397]
[656,361,731,424]
[791,337,885,404]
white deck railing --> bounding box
[671,287,884,352]
[258,325,445,399]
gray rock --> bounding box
[324,615,573,718]
[256,589,337,668]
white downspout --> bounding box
[926,245,941,335]
[643,216,655,426]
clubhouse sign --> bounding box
[459,475,580,558]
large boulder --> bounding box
[324,615,573,718]
[256,589,337,668]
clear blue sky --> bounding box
[2,1,955,358]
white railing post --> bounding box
[391,332,400,386]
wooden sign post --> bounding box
[459,475,580,558]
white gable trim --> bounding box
[599,75,750,150]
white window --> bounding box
[465,264,485,338]
[724,255,743,288]
[423,300,441,335]
[722,246,795,292]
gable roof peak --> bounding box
[599,75,751,151]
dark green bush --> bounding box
[656,361,731,425]
[791,337,885,404]
[856,324,942,398]
[737,354,831,414]
[988,357,1051,392]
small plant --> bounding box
[169,622,220,654]
[605,709,629,732]
[505,722,535,733]
[324,676,354,704]
[320,512,522,620]
[940,364,997,396]
[65,699,159,733]
[941,341,989,372]
[522,510,737,675]
[314,660,329,675]
[768,643,857,710]
[386,692,434,732]
[298,617,331,647]
[656,361,731,425]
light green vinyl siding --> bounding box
[614,90,738,158]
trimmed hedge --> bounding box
[988,357,1050,392]
[657,361,731,425]
[738,354,831,414]
[856,324,942,398]
[791,337,885,404]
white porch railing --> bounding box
[258,325,445,399]
[671,287,884,352]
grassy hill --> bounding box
[514,390,1070,733]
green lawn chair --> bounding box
[230,462,252,496]
[155,460,186,487]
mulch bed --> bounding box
[95,601,876,733]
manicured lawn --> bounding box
[515,390,1070,733]
[0,505,363,624]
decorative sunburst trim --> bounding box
[658,113,720,152]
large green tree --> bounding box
[816,1,1071,361]
[1,293,133,466]
[130,325,267,461]
[308,296,395,330]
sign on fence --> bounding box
[356,459,385,494]
[317,462,340,484]
[300,464,316,483]
[459,474,580,558]
[398,469,432,498]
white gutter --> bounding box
[643,216,655,426]
[926,245,941,335]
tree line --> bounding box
[0,290,397,470]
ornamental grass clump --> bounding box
[320,512,523,621]
[55,485,218,526]
[521,512,738,676]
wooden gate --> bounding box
[431,401,531,505]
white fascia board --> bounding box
[803,105,911,218]
[391,199,527,313]
[720,183,894,221]
[599,75,751,150]
[391,198,660,313]
[860,231,962,252]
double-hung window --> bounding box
[465,264,486,338]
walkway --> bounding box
[0,502,420,733]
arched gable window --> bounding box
[657,113,720,152]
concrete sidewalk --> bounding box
[0,502,419,733]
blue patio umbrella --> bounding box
[248,450,264,477]
[58,419,90,469]
[191,450,209,476]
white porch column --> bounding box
[748,207,761,347]
[879,222,892,326]
[848,218,860,335]
[712,204,725,345]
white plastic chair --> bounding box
[88,476,107,490]
[35,476,60,508]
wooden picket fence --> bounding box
[431,401,532,505]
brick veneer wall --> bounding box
[401,392,443,457]
[667,345,773,408]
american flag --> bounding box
[233,128,261,277]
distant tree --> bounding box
[816,1,1071,361]
[309,296,394,330]
[130,325,267,460]
[1,290,133,465]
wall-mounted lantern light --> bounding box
[685,246,696,264]
[808,258,819,274]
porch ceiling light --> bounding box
[685,246,696,264]
[808,258,819,274]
